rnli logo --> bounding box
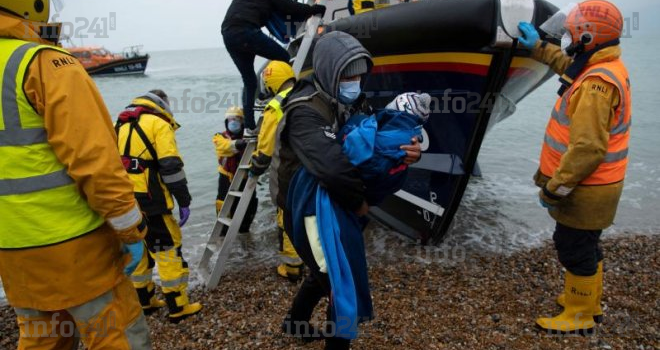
[591,82,610,97]
[51,56,78,70]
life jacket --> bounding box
[540,58,631,185]
[0,39,104,249]
[115,102,172,215]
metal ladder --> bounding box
[198,137,258,289]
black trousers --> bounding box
[285,272,351,350]
[553,222,604,276]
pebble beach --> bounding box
[1,234,658,350]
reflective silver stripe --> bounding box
[0,168,73,195]
[604,148,629,163]
[131,273,153,284]
[14,307,49,318]
[544,134,567,154]
[108,204,142,231]
[280,256,304,265]
[125,312,152,349]
[161,170,186,184]
[0,42,47,146]
[611,120,630,135]
[67,290,113,322]
[160,275,189,288]
[552,95,571,126]
[274,94,285,104]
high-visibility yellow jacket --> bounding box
[0,13,145,311]
[252,87,292,167]
[116,97,191,215]
[532,42,631,230]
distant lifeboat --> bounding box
[67,46,149,76]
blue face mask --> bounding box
[338,80,361,104]
[228,120,242,134]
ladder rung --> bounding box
[204,244,218,256]
[228,191,243,198]
[217,216,232,227]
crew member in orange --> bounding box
[518,0,631,334]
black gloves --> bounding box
[311,4,326,16]
[249,154,272,177]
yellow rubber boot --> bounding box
[556,262,603,323]
[165,290,203,324]
[537,271,597,334]
[277,263,304,283]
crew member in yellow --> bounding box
[250,60,304,282]
[116,90,202,323]
[518,0,631,334]
[0,1,152,348]
[349,0,390,15]
[213,106,258,233]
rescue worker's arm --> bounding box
[543,77,619,203]
[251,107,278,175]
[152,121,192,208]
[213,133,241,158]
[532,41,573,76]
[25,49,145,243]
[287,106,366,212]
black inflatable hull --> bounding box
[289,0,559,243]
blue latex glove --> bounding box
[122,242,144,276]
[179,207,190,227]
[518,21,540,49]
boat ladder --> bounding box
[198,136,259,289]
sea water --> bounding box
[1,36,658,302]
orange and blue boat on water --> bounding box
[67,45,149,76]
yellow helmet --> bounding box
[0,0,50,22]
[225,106,244,121]
[262,60,295,95]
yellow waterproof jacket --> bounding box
[116,98,191,215]
[532,42,629,230]
[0,13,145,311]
[252,87,292,168]
[213,131,242,179]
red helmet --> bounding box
[565,0,623,52]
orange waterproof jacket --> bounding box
[0,13,145,310]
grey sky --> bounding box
[53,0,658,52]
